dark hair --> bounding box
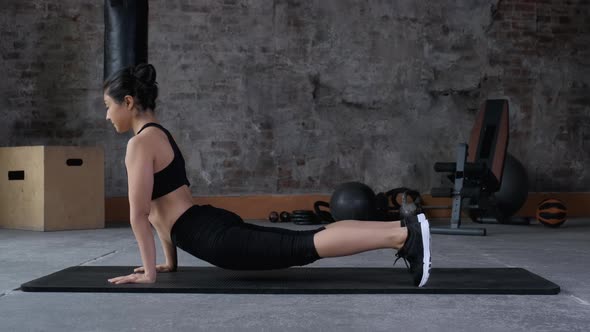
[103,63,158,111]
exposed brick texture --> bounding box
[0,0,588,196]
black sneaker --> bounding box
[400,214,419,227]
[394,213,431,287]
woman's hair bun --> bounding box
[133,63,157,86]
[103,63,159,111]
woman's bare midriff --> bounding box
[149,185,194,240]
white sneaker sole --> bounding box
[417,213,431,287]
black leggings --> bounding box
[170,204,325,270]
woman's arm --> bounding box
[158,232,177,271]
[108,137,157,284]
[132,219,178,274]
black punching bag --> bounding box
[104,0,149,80]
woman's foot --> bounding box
[394,213,431,287]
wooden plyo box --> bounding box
[0,146,105,231]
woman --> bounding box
[104,64,432,287]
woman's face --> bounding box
[104,93,132,133]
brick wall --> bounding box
[0,0,588,196]
[487,0,590,190]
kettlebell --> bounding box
[280,211,291,223]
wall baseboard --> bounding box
[105,192,589,223]
[105,195,330,223]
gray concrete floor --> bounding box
[1,218,589,332]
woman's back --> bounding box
[136,125,194,235]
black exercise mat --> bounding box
[20,266,560,295]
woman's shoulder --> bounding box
[126,126,170,157]
[130,126,166,145]
[126,132,156,159]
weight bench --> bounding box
[430,99,509,236]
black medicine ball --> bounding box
[330,182,377,221]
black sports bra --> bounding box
[137,122,190,200]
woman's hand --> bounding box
[134,264,176,273]
[108,273,156,285]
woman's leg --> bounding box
[180,205,408,270]
[314,220,407,258]
[323,219,402,229]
